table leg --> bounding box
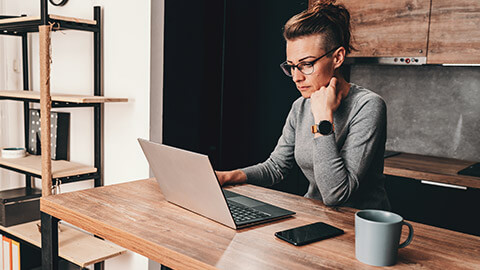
[94,261,104,270]
[41,212,59,270]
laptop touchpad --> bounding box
[228,196,264,208]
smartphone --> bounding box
[275,222,344,246]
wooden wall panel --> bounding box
[310,0,431,57]
[427,0,480,64]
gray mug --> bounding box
[355,209,414,266]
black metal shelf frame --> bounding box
[0,5,103,188]
[0,1,104,269]
[0,18,99,35]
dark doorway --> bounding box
[163,0,310,195]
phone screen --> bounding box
[275,222,344,246]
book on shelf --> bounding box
[3,235,11,270]
[12,240,20,270]
[1,235,21,270]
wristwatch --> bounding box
[311,120,334,136]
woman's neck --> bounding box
[334,72,351,99]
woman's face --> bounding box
[286,34,336,98]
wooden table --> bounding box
[40,178,480,269]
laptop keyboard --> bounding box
[227,200,271,223]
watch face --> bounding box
[318,120,333,135]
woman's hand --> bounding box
[215,170,247,186]
[310,77,342,123]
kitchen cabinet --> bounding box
[335,0,431,57]
[427,0,480,64]
[386,175,480,237]
[311,0,480,64]
[383,152,480,236]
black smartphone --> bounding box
[275,222,344,246]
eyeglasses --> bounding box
[280,47,338,77]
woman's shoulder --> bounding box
[349,83,386,108]
[290,96,308,111]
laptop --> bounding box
[138,138,295,229]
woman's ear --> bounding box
[333,47,346,70]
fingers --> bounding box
[316,77,337,92]
[328,77,337,91]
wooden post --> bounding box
[39,25,52,197]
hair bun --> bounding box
[284,0,355,55]
[311,0,337,9]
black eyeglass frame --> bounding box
[280,47,339,77]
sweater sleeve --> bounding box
[313,95,386,206]
[240,104,297,186]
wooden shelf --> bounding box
[0,155,96,179]
[0,14,98,34]
[0,15,96,26]
[0,221,126,267]
[0,16,39,24]
[0,90,128,104]
[384,152,480,189]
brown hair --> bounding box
[283,0,354,55]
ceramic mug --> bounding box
[355,209,413,266]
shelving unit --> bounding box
[0,1,128,268]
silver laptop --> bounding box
[138,138,295,229]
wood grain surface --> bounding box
[335,0,430,57]
[0,155,97,178]
[427,0,480,64]
[49,15,97,25]
[384,153,480,189]
[0,16,39,24]
[0,15,96,25]
[0,221,126,267]
[39,24,52,197]
[0,90,128,103]
[41,178,480,269]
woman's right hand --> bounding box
[215,170,247,186]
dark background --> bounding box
[163,0,310,195]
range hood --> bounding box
[345,57,427,66]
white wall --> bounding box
[0,0,25,189]
[0,1,153,269]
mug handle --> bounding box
[399,221,414,248]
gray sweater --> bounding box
[241,83,391,210]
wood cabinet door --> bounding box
[427,0,480,64]
[310,0,431,57]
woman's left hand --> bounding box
[310,77,342,123]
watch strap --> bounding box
[311,121,335,135]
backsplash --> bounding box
[350,64,480,162]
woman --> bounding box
[217,0,390,210]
